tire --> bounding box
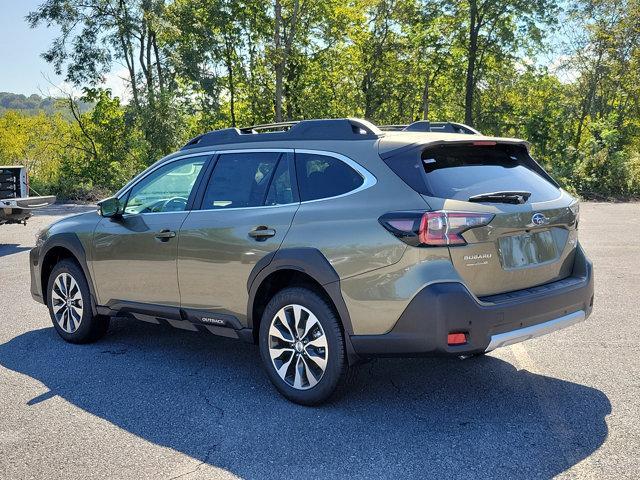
[259,287,349,405]
[46,259,110,344]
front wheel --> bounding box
[259,287,348,405]
[46,259,110,344]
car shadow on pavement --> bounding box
[0,320,610,480]
[0,243,31,257]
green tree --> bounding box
[27,0,184,158]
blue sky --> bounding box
[0,1,62,95]
[0,0,128,97]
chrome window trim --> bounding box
[189,203,299,213]
[115,147,376,215]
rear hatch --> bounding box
[381,137,579,297]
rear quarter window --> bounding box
[295,153,364,201]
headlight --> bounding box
[569,200,580,216]
[35,228,48,248]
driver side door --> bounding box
[91,155,210,308]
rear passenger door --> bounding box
[177,150,299,324]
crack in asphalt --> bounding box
[200,389,225,425]
[100,348,128,355]
[167,445,218,480]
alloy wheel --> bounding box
[51,272,83,334]
[268,304,329,390]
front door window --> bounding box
[124,157,207,214]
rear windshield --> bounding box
[385,143,560,203]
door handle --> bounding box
[248,226,276,240]
[155,229,176,241]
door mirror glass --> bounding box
[98,197,122,218]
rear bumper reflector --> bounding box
[447,333,467,345]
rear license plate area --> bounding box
[498,230,558,269]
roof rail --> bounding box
[181,118,382,150]
[378,121,481,135]
[377,125,406,132]
[239,121,299,134]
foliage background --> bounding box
[0,0,638,200]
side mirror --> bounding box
[97,197,123,218]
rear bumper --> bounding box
[350,244,594,356]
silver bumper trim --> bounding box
[485,310,586,352]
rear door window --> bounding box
[202,151,285,209]
[295,153,364,201]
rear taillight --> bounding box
[379,211,494,247]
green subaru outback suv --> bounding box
[30,118,594,405]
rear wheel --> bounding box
[46,259,109,343]
[259,287,348,405]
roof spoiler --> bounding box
[379,121,481,135]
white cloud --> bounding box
[100,67,132,102]
[42,67,131,102]
[548,55,579,84]
[45,80,83,98]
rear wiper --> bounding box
[468,191,531,205]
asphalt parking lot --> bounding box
[0,202,638,479]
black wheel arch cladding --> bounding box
[39,232,98,315]
[247,248,359,363]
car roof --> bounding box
[179,118,529,155]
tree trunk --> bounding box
[464,0,478,126]
[246,18,257,125]
[422,73,430,120]
[574,51,603,148]
[224,39,236,127]
[117,0,140,110]
[274,0,283,122]
[152,33,164,94]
